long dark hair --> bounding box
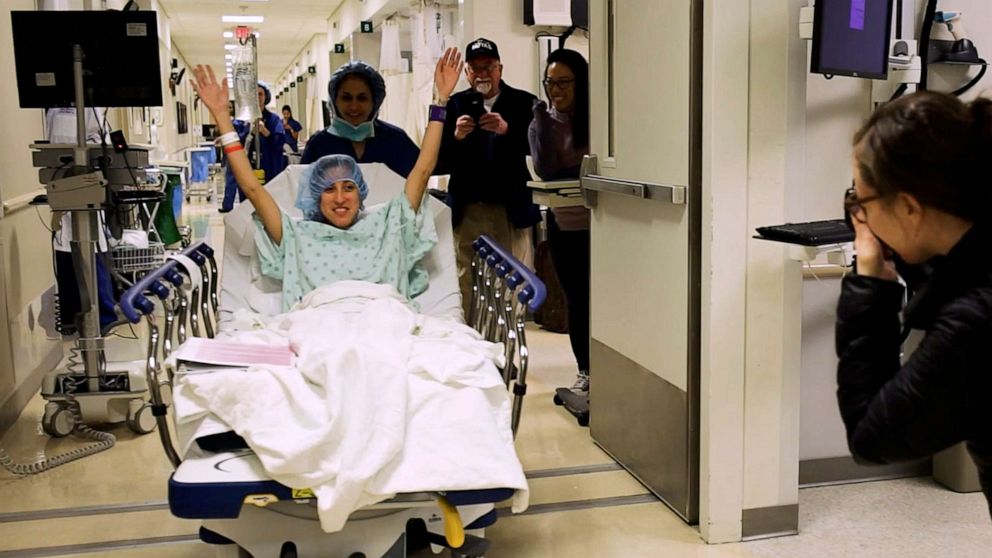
[854,91,992,222]
[545,48,589,149]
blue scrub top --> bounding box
[284,117,303,153]
[257,110,288,181]
[300,119,419,178]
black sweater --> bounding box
[836,221,992,516]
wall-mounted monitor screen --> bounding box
[11,10,163,108]
[810,0,894,79]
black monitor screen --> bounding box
[11,10,162,108]
[811,0,893,79]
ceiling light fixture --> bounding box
[223,31,233,38]
[221,15,264,23]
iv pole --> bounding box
[69,43,107,391]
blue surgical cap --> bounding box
[257,81,272,105]
[327,61,386,120]
[296,154,369,222]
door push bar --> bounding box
[579,154,687,207]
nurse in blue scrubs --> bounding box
[301,61,420,178]
[221,82,286,212]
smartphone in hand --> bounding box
[462,91,487,122]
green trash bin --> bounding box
[154,171,183,246]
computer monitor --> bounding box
[810,0,894,80]
[11,10,163,108]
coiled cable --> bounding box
[0,345,116,476]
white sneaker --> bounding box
[570,371,589,394]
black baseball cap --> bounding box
[466,38,500,61]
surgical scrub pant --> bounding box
[222,165,246,211]
[453,202,533,317]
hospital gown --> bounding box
[255,194,437,312]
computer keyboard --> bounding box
[755,219,854,246]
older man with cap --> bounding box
[435,37,540,316]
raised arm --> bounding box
[406,48,463,211]
[192,65,283,244]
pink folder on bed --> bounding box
[175,338,294,367]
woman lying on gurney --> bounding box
[192,49,462,310]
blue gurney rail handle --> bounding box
[118,241,214,323]
[472,235,547,312]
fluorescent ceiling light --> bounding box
[222,15,264,23]
[223,31,233,38]
[225,53,233,59]
[224,44,238,50]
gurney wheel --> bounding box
[553,393,564,406]
[577,413,590,427]
[127,401,157,434]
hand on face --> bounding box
[191,65,229,120]
[434,48,463,103]
[851,217,898,281]
[478,112,508,135]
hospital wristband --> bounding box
[428,104,447,123]
[223,144,244,155]
[218,131,240,146]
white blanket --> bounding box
[171,281,529,532]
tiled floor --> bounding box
[0,196,988,557]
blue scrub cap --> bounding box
[328,61,386,120]
[257,81,272,105]
[296,154,369,222]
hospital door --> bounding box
[584,0,701,522]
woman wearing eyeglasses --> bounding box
[838,91,992,515]
[528,49,592,398]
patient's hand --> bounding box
[434,48,463,104]
[191,65,229,121]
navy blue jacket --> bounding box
[300,120,419,178]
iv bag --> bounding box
[232,37,261,122]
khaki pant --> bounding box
[454,203,534,317]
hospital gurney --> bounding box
[117,165,546,558]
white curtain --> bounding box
[379,19,406,75]
[406,1,445,145]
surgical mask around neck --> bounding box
[328,116,375,142]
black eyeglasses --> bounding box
[468,63,500,75]
[844,186,885,224]
[542,77,575,90]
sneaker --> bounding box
[570,371,589,394]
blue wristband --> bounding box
[428,104,447,122]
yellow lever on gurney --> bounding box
[436,496,465,549]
